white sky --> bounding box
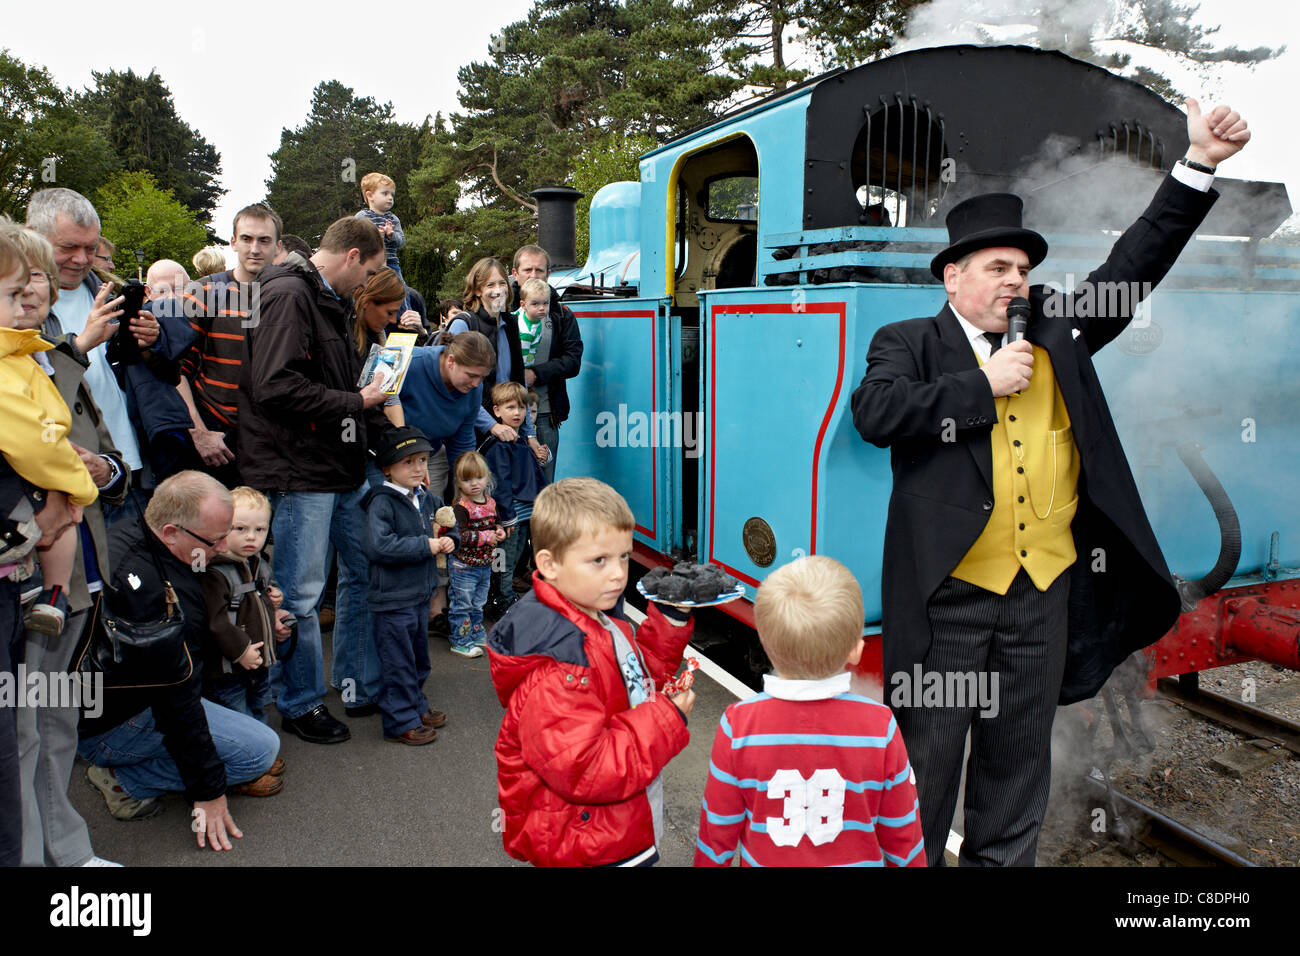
[6,0,1297,244]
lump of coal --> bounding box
[641,567,669,591]
[689,576,725,601]
[656,574,692,602]
[672,561,701,578]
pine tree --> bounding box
[76,70,224,226]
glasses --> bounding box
[178,525,224,548]
[27,269,50,285]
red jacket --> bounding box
[487,575,693,866]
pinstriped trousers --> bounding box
[894,568,1069,866]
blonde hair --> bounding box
[530,478,634,564]
[461,257,507,313]
[361,172,395,198]
[519,277,550,304]
[754,555,864,680]
[229,486,271,516]
[453,451,494,495]
[192,246,227,277]
[0,221,58,306]
[491,381,527,409]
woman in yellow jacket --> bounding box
[0,232,100,635]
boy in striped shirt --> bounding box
[694,555,926,867]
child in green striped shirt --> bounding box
[515,277,550,367]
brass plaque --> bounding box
[743,517,776,567]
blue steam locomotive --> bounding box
[540,44,1299,687]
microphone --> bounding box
[1006,297,1031,343]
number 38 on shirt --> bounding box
[765,768,847,847]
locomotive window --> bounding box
[851,99,949,227]
[706,176,759,222]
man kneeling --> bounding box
[77,471,280,852]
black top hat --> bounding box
[377,426,434,469]
[929,193,1049,280]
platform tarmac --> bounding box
[68,615,740,868]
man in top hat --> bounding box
[850,99,1250,866]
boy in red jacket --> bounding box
[487,478,694,866]
[694,555,926,867]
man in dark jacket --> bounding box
[850,99,1249,866]
[76,471,281,852]
[238,216,390,744]
[510,244,584,482]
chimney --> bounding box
[530,185,584,270]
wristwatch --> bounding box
[1180,157,1216,174]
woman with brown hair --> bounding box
[446,258,543,451]
[352,268,427,428]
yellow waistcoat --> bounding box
[951,345,1080,594]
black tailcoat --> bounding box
[851,174,1217,703]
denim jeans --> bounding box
[206,670,273,726]
[76,699,280,798]
[448,560,491,647]
[373,604,432,738]
[268,486,378,719]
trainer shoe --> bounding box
[80,856,124,867]
[86,766,162,822]
[25,586,68,637]
[450,642,483,659]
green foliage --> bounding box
[264,80,428,249]
[0,49,117,220]
[95,171,209,273]
[76,70,224,228]
[569,130,657,264]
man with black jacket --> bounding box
[238,217,390,743]
[77,471,281,851]
[509,245,584,482]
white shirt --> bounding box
[763,670,852,701]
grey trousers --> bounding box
[17,608,95,867]
[894,569,1069,867]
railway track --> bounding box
[1156,675,1300,756]
[1082,774,1258,867]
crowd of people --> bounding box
[0,176,594,862]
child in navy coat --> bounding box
[361,427,458,745]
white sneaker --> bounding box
[80,855,124,867]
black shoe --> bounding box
[281,705,351,744]
[344,701,379,718]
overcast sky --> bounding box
[7,0,1296,246]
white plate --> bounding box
[636,580,746,608]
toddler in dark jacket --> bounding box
[482,381,549,610]
[360,427,458,745]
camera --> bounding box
[106,279,147,367]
